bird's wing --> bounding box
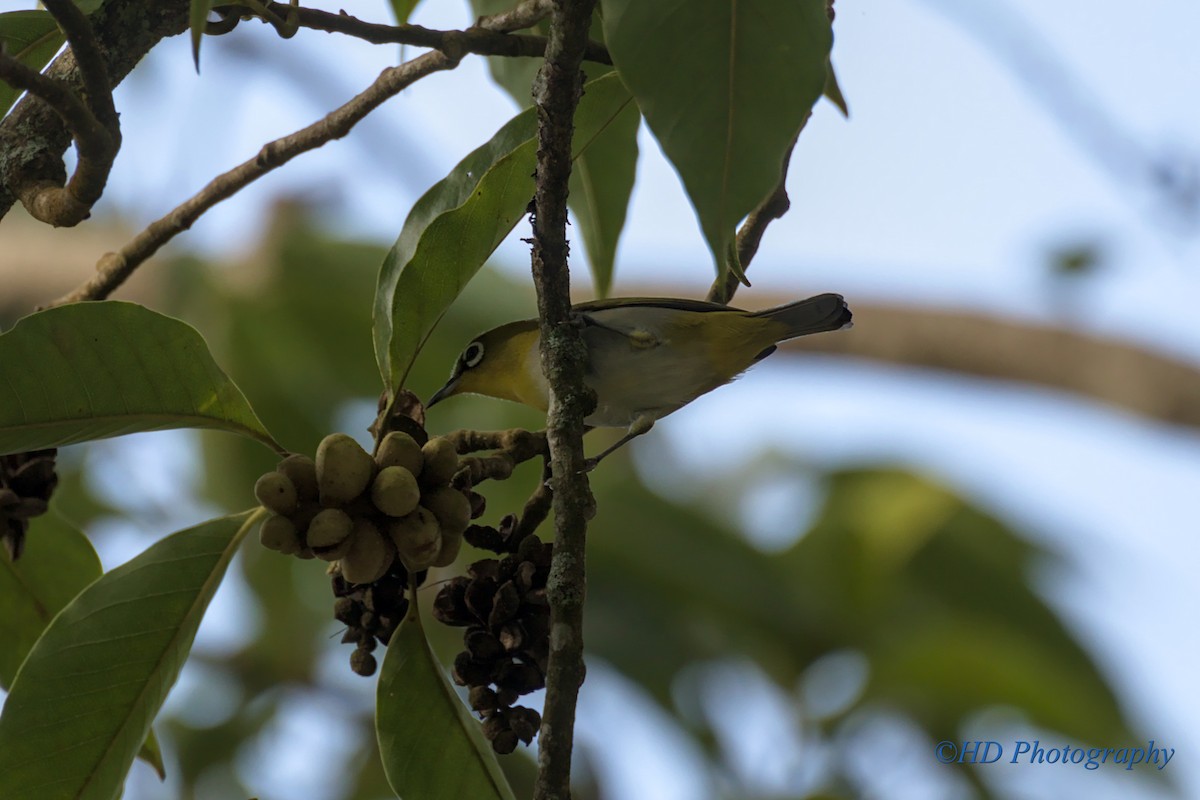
[572,297,745,315]
[577,306,665,352]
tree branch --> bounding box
[0,0,183,226]
[46,51,456,306]
[46,0,557,306]
[527,1,598,798]
[0,0,121,227]
[253,1,611,65]
[42,0,118,134]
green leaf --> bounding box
[0,511,101,689]
[469,0,542,105]
[373,72,634,392]
[569,63,639,298]
[0,512,167,780]
[600,0,832,283]
[824,58,849,117]
[468,4,639,297]
[0,11,65,118]
[0,509,261,800]
[189,0,215,70]
[387,0,422,25]
[376,597,516,800]
[137,728,167,782]
[0,300,281,456]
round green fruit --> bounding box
[370,466,421,518]
[423,486,471,536]
[431,527,462,568]
[375,431,424,476]
[254,472,297,516]
[339,518,395,584]
[307,508,354,561]
[420,437,459,486]
[259,515,301,555]
[316,433,375,506]
[388,506,441,570]
[277,454,319,501]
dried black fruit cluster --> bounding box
[434,526,552,754]
[1,449,58,560]
[331,560,423,676]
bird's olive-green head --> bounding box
[427,320,547,411]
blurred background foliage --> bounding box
[7,204,1170,800]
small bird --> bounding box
[428,294,852,467]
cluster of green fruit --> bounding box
[254,432,471,582]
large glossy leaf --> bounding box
[0,511,101,689]
[0,509,261,800]
[373,72,634,392]
[0,11,65,118]
[376,596,516,800]
[600,0,832,283]
[569,63,639,298]
[468,3,639,296]
[0,301,281,456]
[0,511,166,780]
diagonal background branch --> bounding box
[46,49,458,306]
[44,0,559,307]
[776,298,1200,428]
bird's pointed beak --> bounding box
[426,376,459,409]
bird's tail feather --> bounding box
[752,293,853,340]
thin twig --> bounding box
[706,124,806,305]
[476,0,554,32]
[0,57,105,156]
[527,1,599,798]
[42,0,118,135]
[253,2,611,65]
[47,0,560,306]
[447,428,548,485]
[46,51,454,306]
[510,462,554,543]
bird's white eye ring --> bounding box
[463,342,485,368]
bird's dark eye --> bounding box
[462,342,485,368]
